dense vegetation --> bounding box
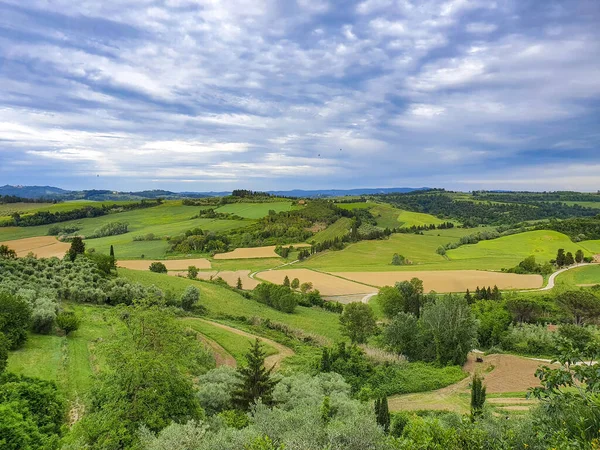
[376,189,598,226]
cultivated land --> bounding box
[0,236,70,258]
[257,268,374,296]
[214,244,308,259]
[311,217,352,243]
[118,258,212,270]
[333,270,542,292]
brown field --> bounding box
[213,244,309,259]
[332,270,542,292]
[168,270,259,290]
[0,236,70,258]
[118,258,211,270]
[388,352,553,414]
[257,268,373,296]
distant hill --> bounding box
[0,185,427,200]
[0,185,70,199]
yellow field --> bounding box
[0,236,70,258]
[257,268,373,296]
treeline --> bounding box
[0,195,59,204]
[537,216,600,241]
[472,190,600,203]
[376,191,598,226]
[1,199,162,227]
[191,208,244,220]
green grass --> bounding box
[368,295,384,320]
[422,226,497,239]
[447,230,589,270]
[7,303,115,401]
[215,201,296,219]
[181,318,277,363]
[311,217,352,243]
[120,269,344,342]
[556,265,600,286]
[0,200,138,221]
[369,204,406,229]
[397,210,445,228]
[560,201,600,209]
[579,239,600,254]
[336,202,371,211]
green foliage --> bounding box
[0,333,7,373]
[0,292,31,349]
[196,366,239,415]
[68,236,85,261]
[232,339,276,411]
[0,245,17,259]
[382,312,422,361]
[470,373,486,419]
[556,289,600,325]
[0,373,66,449]
[149,261,167,273]
[30,297,56,334]
[290,278,299,289]
[471,300,511,348]
[374,396,390,432]
[505,255,554,275]
[180,285,200,311]
[89,221,129,239]
[421,295,477,366]
[187,265,199,279]
[391,253,406,266]
[339,302,377,344]
[236,277,243,289]
[500,324,558,356]
[69,305,212,448]
[253,283,297,313]
[56,311,80,336]
[378,286,404,319]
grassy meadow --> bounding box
[555,264,600,286]
[215,201,297,219]
[311,217,352,243]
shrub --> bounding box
[0,292,31,349]
[149,262,168,274]
[89,221,129,238]
[180,286,200,311]
[31,297,57,334]
[56,311,80,336]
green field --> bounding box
[397,210,445,228]
[7,303,114,401]
[299,229,587,272]
[337,202,371,210]
[215,201,296,219]
[0,200,139,222]
[556,265,600,286]
[120,270,344,342]
[181,318,277,363]
[447,230,589,269]
[579,239,600,254]
[311,217,352,243]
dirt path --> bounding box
[197,333,237,368]
[196,319,295,369]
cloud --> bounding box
[0,0,598,191]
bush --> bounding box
[31,297,57,334]
[89,221,129,238]
[0,292,31,349]
[56,311,80,336]
[149,262,168,274]
[180,286,200,311]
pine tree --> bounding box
[375,396,390,432]
[470,373,486,420]
[492,285,500,300]
[486,287,492,300]
[232,339,276,411]
[475,287,481,300]
[283,275,290,287]
[565,252,575,266]
[465,289,473,304]
[109,245,116,270]
[556,248,566,267]
[68,237,85,262]
[236,277,243,289]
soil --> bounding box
[257,268,374,296]
[0,236,70,258]
[213,244,309,260]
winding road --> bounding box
[536,263,592,291]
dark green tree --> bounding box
[556,248,566,267]
[236,277,243,289]
[557,290,600,325]
[0,332,8,373]
[575,249,585,263]
[0,293,31,349]
[149,261,168,273]
[565,251,575,266]
[291,278,300,289]
[395,278,425,317]
[283,275,290,287]
[374,396,390,432]
[320,347,331,372]
[232,339,276,411]
[464,289,473,304]
[68,236,85,261]
[180,286,200,311]
[0,245,17,259]
[187,265,199,279]
[470,373,486,420]
[339,302,377,344]
[109,244,116,270]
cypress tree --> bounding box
[492,285,500,300]
[232,339,276,411]
[283,275,290,287]
[320,347,331,372]
[236,277,243,289]
[109,245,116,270]
[470,373,486,420]
[375,396,390,432]
[486,287,492,300]
[465,289,473,304]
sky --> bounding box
[0,0,599,192]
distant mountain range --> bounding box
[0,185,428,200]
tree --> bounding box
[391,254,404,266]
[0,293,31,349]
[395,278,425,317]
[464,289,473,304]
[300,282,313,293]
[0,332,8,373]
[232,339,276,411]
[187,265,199,279]
[70,306,209,448]
[565,251,575,266]
[575,249,585,264]
[374,396,390,432]
[556,248,566,267]
[149,261,168,273]
[378,286,405,319]
[339,302,377,344]
[505,297,543,323]
[180,286,200,311]
[556,290,600,325]
[470,373,486,420]
[421,295,477,366]
[0,245,16,259]
[68,237,85,261]
[236,277,243,289]
[291,278,300,289]
[491,285,501,300]
[109,244,116,271]
[382,312,422,360]
[283,275,290,287]
[56,311,80,336]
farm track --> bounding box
[192,318,294,369]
